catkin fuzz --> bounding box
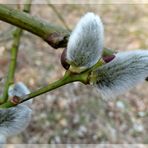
[0,82,32,143]
[66,12,104,72]
[92,50,148,99]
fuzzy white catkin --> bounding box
[67,12,104,71]
[0,82,32,143]
[92,50,148,100]
[0,105,32,137]
[8,82,32,106]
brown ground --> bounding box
[0,3,148,144]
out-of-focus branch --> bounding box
[47,0,71,31]
[0,1,32,104]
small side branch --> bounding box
[47,0,71,31]
[0,70,89,108]
[0,1,32,104]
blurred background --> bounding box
[0,2,148,144]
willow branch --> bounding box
[0,4,116,56]
[0,70,89,108]
[1,29,23,103]
[0,61,104,108]
[0,4,69,48]
[0,4,117,106]
[0,1,32,104]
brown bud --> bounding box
[10,96,20,105]
[61,48,70,70]
[102,55,115,63]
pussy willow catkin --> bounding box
[0,82,32,143]
[92,50,148,99]
[66,12,104,72]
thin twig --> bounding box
[47,0,71,31]
[0,59,104,108]
[0,70,89,108]
[0,1,32,104]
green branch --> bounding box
[0,5,116,56]
[0,70,89,108]
[1,29,23,103]
[0,60,104,108]
[0,4,122,107]
[0,1,32,104]
[0,4,69,48]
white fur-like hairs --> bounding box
[0,82,32,143]
[92,50,148,99]
[67,12,104,71]
[0,105,32,137]
[8,82,32,106]
[8,82,30,97]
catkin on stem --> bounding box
[92,50,148,99]
[66,12,104,72]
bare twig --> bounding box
[47,0,71,31]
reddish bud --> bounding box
[10,96,20,105]
[61,48,70,70]
[103,55,115,63]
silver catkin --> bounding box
[92,50,148,100]
[0,82,32,142]
[67,12,104,70]
[0,105,32,137]
[8,82,32,106]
